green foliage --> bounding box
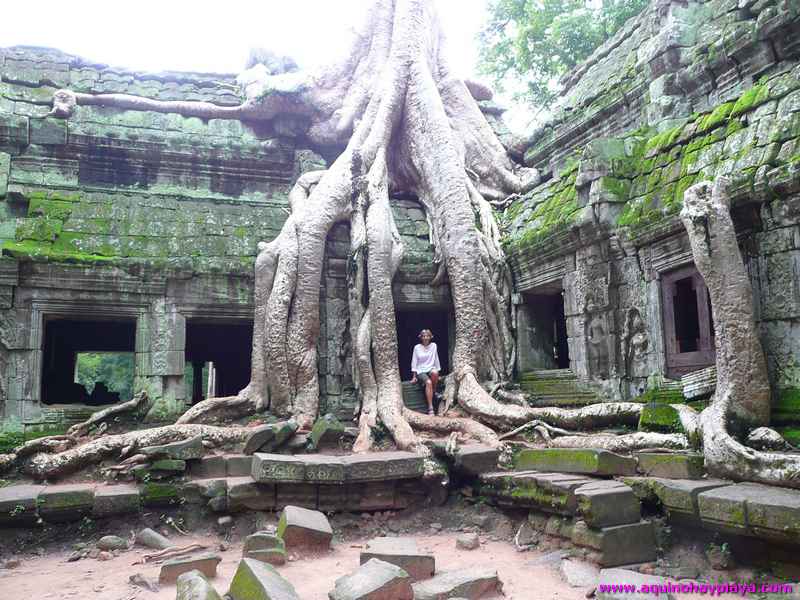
[0,426,68,454]
[75,352,134,401]
[478,0,649,106]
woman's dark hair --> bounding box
[418,329,434,340]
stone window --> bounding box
[661,265,715,379]
[41,318,136,405]
[185,320,253,402]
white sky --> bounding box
[1,0,536,130]
[1,0,485,76]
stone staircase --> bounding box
[401,382,428,413]
[519,369,600,407]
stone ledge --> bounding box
[515,449,637,476]
[698,482,800,543]
[251,452,424,484]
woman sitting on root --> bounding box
[410,329,441,416]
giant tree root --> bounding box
[68,391,149,437]
[21,424,250,480]
[546,432,688,452]
[681,179,800,488]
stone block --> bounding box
[39,483,95,523]
[596,568,675,599]
[228,476,275,511]
[252,453,305,482]
[159,553,222,584]
[572,520,657,567]
[342,452,424,481]
[698,482,800,541]
[347,481,396,511]
[330,558,414,600]
[150,459,187,473]
[228,558,300,600]
[140,482,182,507]
[141,435,204,460]
[303,455,346,483]
[136,527,173,550]
[277,505,333,550]
[243,532,287,565]
[93,484,140,517]
[453,445,500,476]
[29,118,66,145]
[226,454,254,477]
[318,484,348,511]
[181,478,228,506]
[190,456,227,478]
[276,483,318,510]
[575,481,641,527]
[650,479,729,519]
[635,453,704,479]
[560,558,600,588]
[360,537,435,581]
[411,567,501,600]
[243,420,298,455]
[0,484,43,526]
[515,448,636,476]
[176,570,222,600]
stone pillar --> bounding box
[136,300,187,421]
[191,361,203,404]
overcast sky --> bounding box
[1,0,534,129]
[1,0,485,76]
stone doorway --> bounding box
[519,289,570,371]
[41,317,136,405]
[395,309,450,381]
[661,264,715,379]
[185,320,253,402]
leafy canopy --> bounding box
[477,0,648,108]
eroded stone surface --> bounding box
[411,567,501,600]
[159,553,221,584]
[176,570,222,600]
[329,558,413,600]
[228,558,300,600]
[575,481,641,527]
[244,532,287,565]
[515,449,636,476]
[93,484,140,517]
[141,435,204,460]
[360,537,435,581]
[277,505,333,550]
[0,484,43,526]
[38,483,95,523]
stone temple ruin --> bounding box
[2,0,800,598]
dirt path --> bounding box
[0,531,591,600]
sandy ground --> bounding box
[0,531,594,600]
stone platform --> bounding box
[0,451,435,528]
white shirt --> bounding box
[411,342,441,374]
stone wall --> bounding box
[504,0,800,419]
[0,47,443,429]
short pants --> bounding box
[416,371,438,387]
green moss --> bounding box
[697,102,734,132]
[638,403,683,433]
[0,426,68,454]
[772,387,800,425]
[139,482,180,506]
[730,83,770,118]
[634,387,686,405]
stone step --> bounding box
[526,394,600,408]
[634,452,705,479]
[514,448,637,476]
[251,451,424,484]
[520,369,576,380]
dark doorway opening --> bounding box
[525,292,570,369]
[396,309,450,381]
[41,318,136,405]
[661,265,715,378]
[185,320,253,402]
